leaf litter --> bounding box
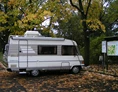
[0,64,118,92]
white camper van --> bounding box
[3,31,84,76]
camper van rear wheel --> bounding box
[31,70,39,77]
[71,66,80,74]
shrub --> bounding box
[80,35,105,64]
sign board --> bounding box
[107,41,118,56]
[102,41,106,53]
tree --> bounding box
[41,0,73,36]
[56,14,84,49]
[70,0,106,66]
[0,0,46,51]
[0,0,10,52]
[102,0,118,36]
[0,0,73,51]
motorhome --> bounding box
[3,31,84,76]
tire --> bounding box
[71,66,80,74]
[31,70,39,77]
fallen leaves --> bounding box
[0,79,15,89]
[0,64,118,91]
[84,64,118,76]
[0,71,118,92]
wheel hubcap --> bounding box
[73,67,79,74]
[31,70,39,76]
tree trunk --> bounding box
[82,20,90,66]
[69,0,92,66]
[84,31,90,66]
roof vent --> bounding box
[24,31,42,37]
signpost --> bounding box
[102,41,106,53]
[101,41,106,69]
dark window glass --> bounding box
[62,46,77,55]
[38,45,57,55]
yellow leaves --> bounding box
[87,0,103,19]
[82,0,105,32]
[39,10,53,22]
[101,25,106,32]
[86,19,106,32]
[8,0,16,6]
[17,10,53,30]
[24,13,36,22]
[8,0,26,8]
[0,12,8,32]
[12,31,24,35]
[42,0,72,23]
[18,13,38,29]
[42,10,52,17]
[17,20,26,29]
[0,27,6,32]
[0,12,8,24]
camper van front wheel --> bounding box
[71,66,80,74]
[31,70,39,77]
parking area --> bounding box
[0,62,118,92]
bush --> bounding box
[90,35,105,64]
[80,35,105,64]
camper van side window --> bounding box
[62,46,77,55]
[38,46,57,55]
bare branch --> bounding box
[40,17,52,26]
[69,0,83,14]
[78,0,84,14]
[85,0,91,17]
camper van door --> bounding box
[18,40,28,68]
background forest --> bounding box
[0,0,118,64]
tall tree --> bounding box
[102,0,118,36]
[0,0,10,52]
[70,0,106,66]
[0,0,46,51]
[0,0,73,51]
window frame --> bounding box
[37,45,57,55]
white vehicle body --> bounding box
[3,31,84,76]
